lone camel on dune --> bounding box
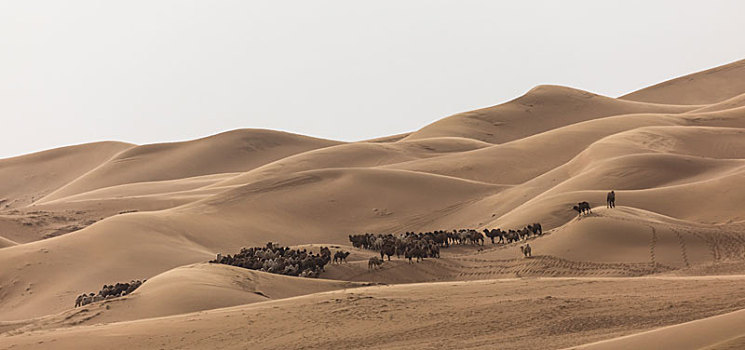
[520,244,532,258]
[573,201,592,216]
[607,190,616,208]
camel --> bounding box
[380,241,396,261]
[404,245,428,263]
[368,256,383,270]
[320,246,331,255]
[333,251,350,264]
[74,294,86,307]
[484,228,505,244]
[467,230,484,245]
[573,201,592,216]
[519,227,530,240]
[527,223,542,235]
[607,191,616,208]
[520,244,532,258]
[427,243,440,258]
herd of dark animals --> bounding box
[349,225,543,252]
[350,224,544,270]
[74,280,145,307]
[71,192,616,307]
[210,242,351,278]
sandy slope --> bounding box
[404,85,695,144]
[0,141,133,209]
[688,92,745,113]
[4,277,745,349]
[0,263,372,335]
[389,113,683,184]
[2,58,745,349]
[211,136,491,188]
[621,58,745,105]
[0,235,17,249]
[0,167,506,321]
[38,129,340,203]
[567,307,745,350]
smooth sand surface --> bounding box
[2,59,745,349]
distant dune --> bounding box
[404,85,695,144]
[0,141,133,209]
[38,129,340,203]
[621,58,745,104]
[2,58,745,349]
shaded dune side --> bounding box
[38,129,341,203]
[621,58,745,105]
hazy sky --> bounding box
[1,1,743,158]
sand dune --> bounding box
[0,141,133,209]
[119,263,369,320]
[5,277,745,349]
[38,129,340,203]
[390,113,683,184]
[404,85,694,144]
[3,58,745,349]
[494,206,716,267]
[621,58,745,105]
[568,307,745,350]
[0,262,371,336]
[0,235,17,248]
[30,172,239,218]
[688,92,745,113]
[0,167,506,320]
[211,136,491,188]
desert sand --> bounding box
[2,58,745,349]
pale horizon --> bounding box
[1,0,744,158]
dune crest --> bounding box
[621,58,745,104]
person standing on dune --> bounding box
[607,191,615,208]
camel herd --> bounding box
[483,224,543,244]
[350,232,443,266]
[211,242,351,278]
[349,226,541,252]
[350,224,543,270]
[74,280,145,308]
